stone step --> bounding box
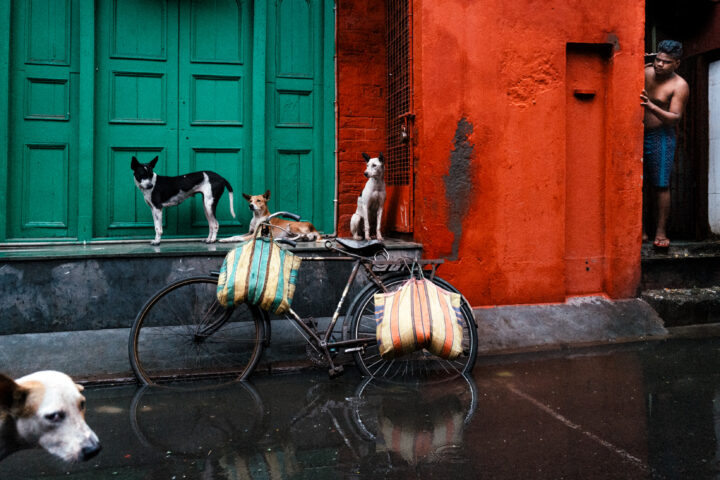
[641,286,720,328]
[641,241,720,290]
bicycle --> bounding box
[128,212,478,386]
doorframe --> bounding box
[0,0,10,241]
[78,0,95,242]
[250,0,267,194]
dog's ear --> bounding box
[242,193,251,201]
[264,190,271,200]
[149,156,159,169]
[131,156,139,170]
[0,373,27,414]
[361,152,370,162]
[378,152,384,163]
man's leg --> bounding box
[654,187,671,246]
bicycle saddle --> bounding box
[334,238,386,256]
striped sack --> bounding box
[216,234,302,314]
[374,278,464,360]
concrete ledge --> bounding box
[0,318,341,381]
[474,296,668,354]
[2,298,669,382]
[0,239,422,335]
[0,238,422,261]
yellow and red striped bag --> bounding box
[374,278,464,360]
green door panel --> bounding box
[94,0,179,239]
[266,0,334,233]
[6,0,79,240]
[178,0,253,237]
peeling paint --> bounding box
[503,52,560,107]
[444,118,475,260]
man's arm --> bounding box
[640,81,690,126]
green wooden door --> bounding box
[3,0,334,243]
[178,0,254,237]
[92,0,334,241]
[6,0,79,240]
[265,0,335,232]
[93,0,253,240]
[93,0,181,239]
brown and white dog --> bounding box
[220,190,321,243]
[350,152,386,241]
[0,371,101,462]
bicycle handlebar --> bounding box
[276,238,297,248]
[266,211,301,222]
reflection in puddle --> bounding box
[354,375,476,466]
[6,339,720,478]
[125,373,477,479]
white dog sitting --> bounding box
[350,152,386,241]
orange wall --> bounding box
[412,0,646,305]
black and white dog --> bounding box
[131,156,236,245]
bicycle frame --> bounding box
[278,243,444,377]
[245,212,446,376]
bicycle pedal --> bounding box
[328,365,344,379]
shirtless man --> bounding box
[641,40,689,249]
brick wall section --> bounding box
[336,0,387,236]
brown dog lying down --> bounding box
[0,371,101,462]
[219,190,321,243]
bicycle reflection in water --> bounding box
[130,373,477,478]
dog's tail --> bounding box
[224,179,236,218]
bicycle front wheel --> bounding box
[346,274,478,381]
[129,276,265,386]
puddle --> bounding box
[2,338,720,478]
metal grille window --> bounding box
[386,0,413,186]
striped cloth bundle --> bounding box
[216,232,302,314]
[374,278,464,360]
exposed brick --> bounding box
[336,0,387,234]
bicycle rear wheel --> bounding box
[129,276,265,386]
[346,274,478,381]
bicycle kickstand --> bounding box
[325,348,345,379]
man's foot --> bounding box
[653,237,670,249]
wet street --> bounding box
[3,337,720,479]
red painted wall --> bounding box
[336,0,388,236]
[411,0,645,305]
[335,0,645,306]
